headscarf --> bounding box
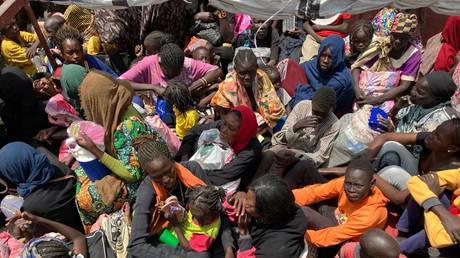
[390,13,418,34]
[0,142,55,197]
[434,16,460,72]
[301,35,354,112]
[60,64,87,114]
[372,7,399,37]
[0,67,49,143]
[79,70,133,156]
[63,4,98,41]
[230,105,258,154]
[426,71,457,102]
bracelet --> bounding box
[201,77,208,86]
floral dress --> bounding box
[75,116,161,226]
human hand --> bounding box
[357,95,384,106]
[134,44,144,57]
[440,212,460,243]
[26,47,37,59]
[293,115,320,132]
[76,132,101,157]
[376,114,394,133]
[195,12,215,22]
[238,214,251,236]
[419,172,443,196]
[228,191,247,217]
[393,96,410,112]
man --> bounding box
[271,86,340,167]
[294,158,388,256]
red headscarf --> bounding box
[434,16,460,72]
[230,105,258,154]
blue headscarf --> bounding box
[0,142,55,197]
[293,35,354,113]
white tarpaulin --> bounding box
[32,0,460,16]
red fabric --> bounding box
[189,233,214,252]
[434,16,460,72]
[449,194,459,216]
[316,13,352,38]
[279,59,308,96]
[237,247,256,258]
[230,105,258,154]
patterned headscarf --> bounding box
[372,7,399,37]
[391,13,418,34]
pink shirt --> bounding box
[120,54,218,87]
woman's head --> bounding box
[350,20,374,54]
[425,118,460,154]
[144,156,177,192]
[410,71,457,108]
[220,109,242,147]
[187,186,225,226]
[1,19,19,39]
[390,13,418,51]
[33,76,59,100]
[220,105,258,154]
[159,43,185,79]
[60,64,87,111]
[261,65,281,90]
[56,26,85,65]
[164,80,193,114]
[234,49,258,88]
[246,174,296,225]
[317,35,346,72]
[251,19,271,41]
[344,158,375,203]
[143,31,175,56]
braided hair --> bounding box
[186,185,226,214]
[234,49,257,69]
[55,25,83,52]
[132,135,172,170]
[159,43,185,71]
[163,80,193,114]
[350,20,374,42]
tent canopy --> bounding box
[33,0,460,17]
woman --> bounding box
[0,142,83,232]
[71,70,166,229]
[55,26,117,77]
[128,137,234,257]
[352,13,421,111]
[59,64,87,116]
[420,16,460,76]
[232,174,308,257]
[291,35,354,116]
[176,105,262,191]
[0,67,49,145]
[211,49,285,129]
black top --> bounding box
[176,121,262,190]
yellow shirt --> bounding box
[407,169,460,248]
[85,35,102,55]
[174,106,199,140]
[1,31,37,76]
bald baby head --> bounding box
[359,229,401,258]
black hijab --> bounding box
[0,67,49,144]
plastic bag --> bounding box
[190,129,234,170]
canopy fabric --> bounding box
[32,0,460,16]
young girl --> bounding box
[166,185,225,252]
[163,80,200,140]
[345,20,374,68]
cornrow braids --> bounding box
[186,185,226,214]
[159,43,185,71]
[55,25,84,52]
[234,49,257,69]
[350,20,374,41]
[163,80,193,114]
[132,135,172,170]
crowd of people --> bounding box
[1,2,460,258]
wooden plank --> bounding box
[0,0,26,30]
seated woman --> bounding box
[362,119,460,206]
[128,138,234,257]
[0,142,83,232]
[352,13,422,112]
[294,159,388,258]
[0,19,40,77]
[59,64,87,116]
[391,71,458,133]
[55,26,117,77]
[235,18,280,66]
[0,67,49,145]
[176,105,262,191]
[291,35,354,116]
[419,16,460,77]
[211,49,285,130]
[231,174,308,257]
[69,70,167,229]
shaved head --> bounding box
[359,229,401,258]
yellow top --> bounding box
[174,106,199,140]
[85,35,102,55]
[1,31,37,76]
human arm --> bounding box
[357,80,412,106]
[172,226,192,251]
[303,21,324,43]
[122,80,165,95]
[26,39,41,59]
[311,19,350,34]
[268,28,280,66]
[22,212,87,257]
[271,99,306,145]
[236,214,256,258]
[363,132,417,161]
[318,167,347,176]
[351,68,365,100]
[300,120,340,167]
[375,175,410,205]
[292,177,343,206]
[189,59,222,94]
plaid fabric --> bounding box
[391,13,418,34]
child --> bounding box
[262,65,291,108]
[168,185,225,252]
[192,46,212,64]
[345,20,374,68]
[163,80,200,140]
